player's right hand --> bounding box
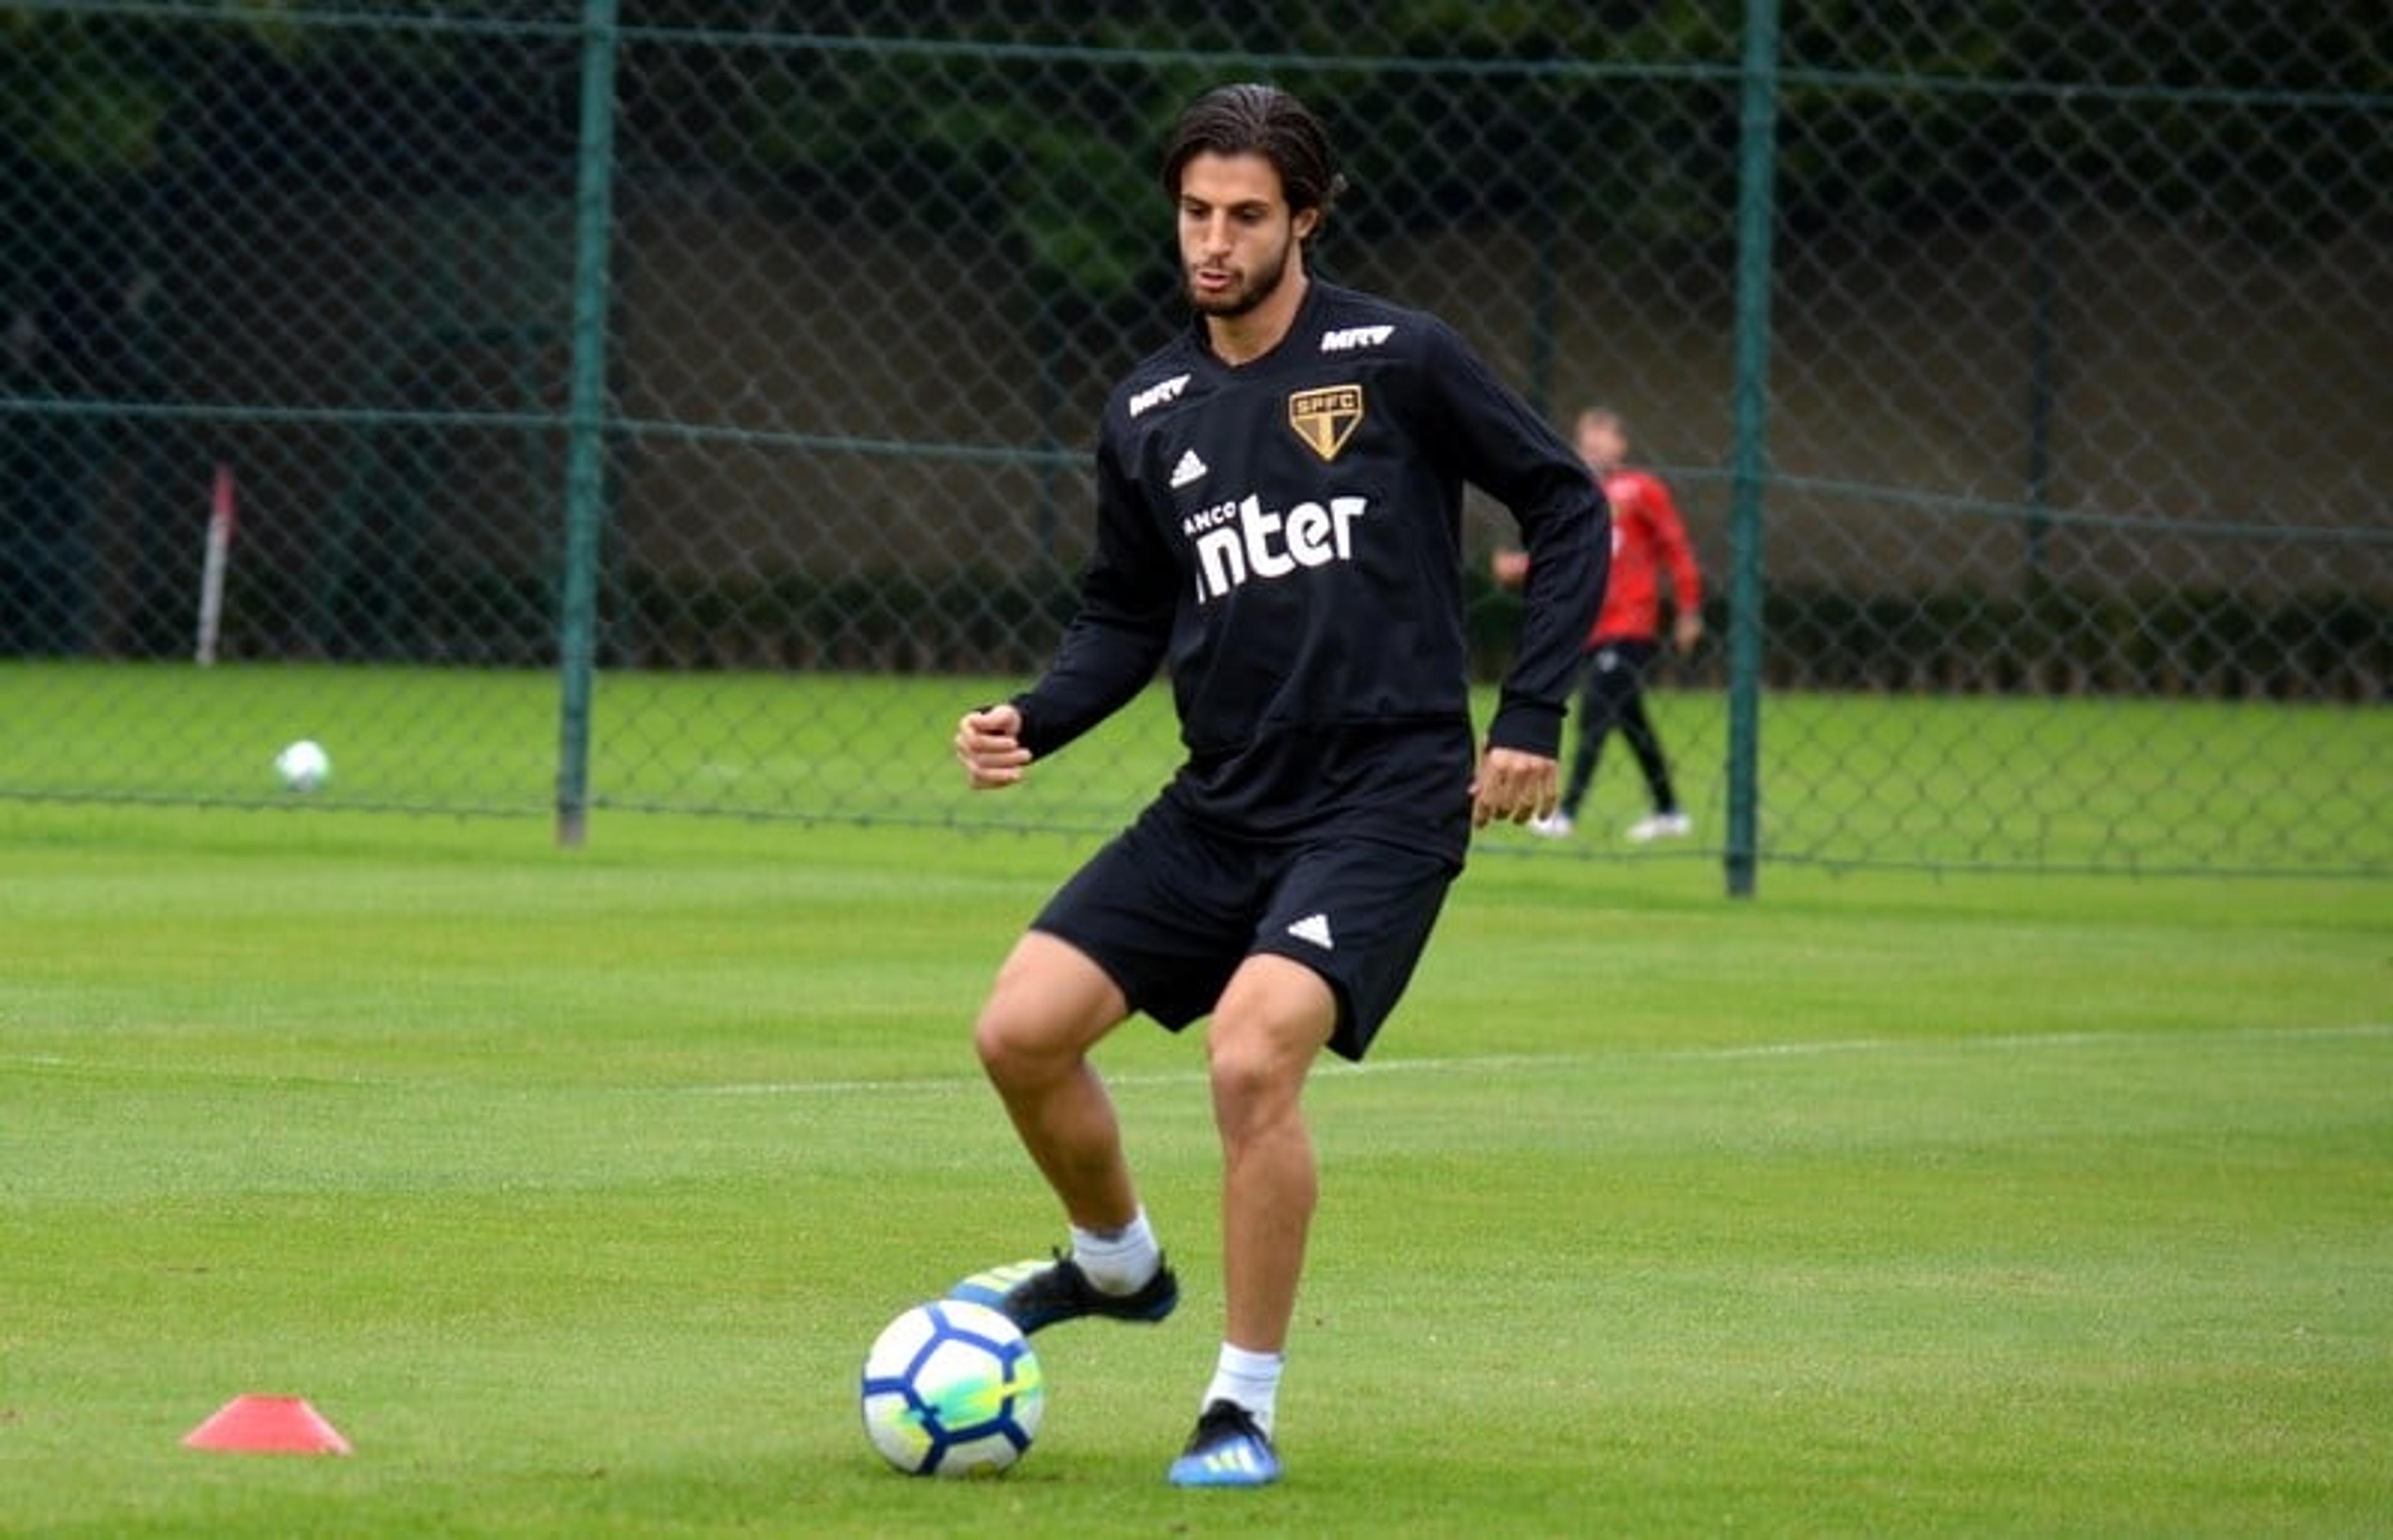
[955,704,1033,790]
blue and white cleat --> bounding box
[1167,1399,1281,1488]
[947,1249,1179,1334]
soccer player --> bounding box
[948,83,1606,1488]
[1493,406,1703,842]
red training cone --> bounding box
[183,1394,352,1455]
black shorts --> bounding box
[1030,798,1462,1062]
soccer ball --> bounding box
[859,1300,1043,1477]
[274,739,332,793]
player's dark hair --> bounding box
[1161,83,1345,239]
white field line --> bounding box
[675,1021,2393,1098]
[2,1022,2383,1096]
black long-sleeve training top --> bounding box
[1013,280,1608,858]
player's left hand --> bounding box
[1470,746,1559,829]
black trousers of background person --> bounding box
[1559,639,1679,819]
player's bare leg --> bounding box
[954,931,1180,1331]
[1169,952,1332,1487]
[1206,953,1334,1351]
[973,931,1137,1226]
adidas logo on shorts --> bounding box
[1286,913,1334,951]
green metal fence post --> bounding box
[1724,0,1781,898]
[555,0,621,848]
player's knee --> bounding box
[972,997,1062,1088]
[1206,961,1332,1119]
[1203,1017,1314,1134]
[969,1005,1011,1078]
[972,935,1124,1087]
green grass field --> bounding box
[3,667,2389,1533]
[4,779,2389,1535]
[4,662,2386,874]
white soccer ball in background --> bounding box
[274,739,332,793]
[860,1299,1044,1477]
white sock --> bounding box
[1068,1207,1160,1296]
[1202,1343,1284,1437]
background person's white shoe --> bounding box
[1626,811,1693,843]
[1528,810,1575,838]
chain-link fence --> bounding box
[2,2,2386,880]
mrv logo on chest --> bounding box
[1181,493,1370,604]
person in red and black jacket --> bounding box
[1494,406,1703,842]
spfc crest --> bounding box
[1287,384,1364,462]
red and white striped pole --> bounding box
[194,463,236,666]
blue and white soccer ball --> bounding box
[860,1299,1044,1477]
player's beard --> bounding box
[1185,232,1296,320]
